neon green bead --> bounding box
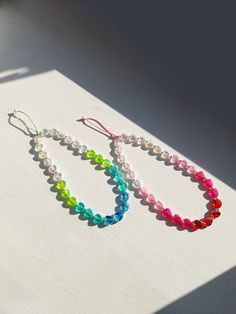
[95,154,104,165]
[75,202,85,213]
[86,149,96,159]
[83,208,94,219]
[101,159,111,169]
[67,196,77,207]
[61,188,70,199]
[56,180,66,190]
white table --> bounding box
[0,1,235,313]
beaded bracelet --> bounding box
[12,110,130,227]
[80,117,222,231]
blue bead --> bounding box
[119,192,129,202]
[112,212,123,223]
[103,215,114,225]
[119,203,129,213]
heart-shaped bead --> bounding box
[161,208,173,220]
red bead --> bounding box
[202,217,213,226]
[193,220,204,229]
[212,211,221,218]
[211,199,222,209]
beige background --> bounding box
[0,1,235,314]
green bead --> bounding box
[95,154,104,165]
[86,149,97,159]
[93,213,103,225]
[75,202,85,213]
[83,208,94,219]
[61,188,70,199]
[101,159,111,169]
[67,196,77,207]
[56,180,66,190]
[118,182,128,192]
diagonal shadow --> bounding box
[0,0,235,189]
[153,266,236,314]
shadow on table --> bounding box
[0,0,235,188]
[154,266,236,314]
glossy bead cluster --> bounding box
[112,133,222,231]
[32,129,129,227]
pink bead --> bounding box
[183,218,193,229]
[146,194,156,204]
[161,208,173,220]
[179,160,188,170]
[138,187,148,197]
[172,214,183,225]
[207,188,219,198]
[202,179,213,189]
[195,171,205,181]
[187,165,197,175]
[170,155,180,165]
[153,201,164,211]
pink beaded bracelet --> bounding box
[80,117,222,231]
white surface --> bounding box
[0,1,235,314]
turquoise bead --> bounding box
[75,202,85,213]
[93,213,103,225]
[113,173,124,183]
[83,208,94,219]
[118,182,128,192]
[108,165,118,176]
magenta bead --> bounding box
[187,165,197,175]
[146,194,156,204]
[195,171,205,181]
[179,160,188,170]
[161,208,173,220]
[172,214,183,225]
[207,188,219,198]
[202,179,213,189]
[183,218,193,229]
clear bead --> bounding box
[137,137,146,145]
[127,170,135,180]
[152,146,162,154]
[33,136,42,144]
[120,133,128,142]
[57,132,65,139]
[50,129,58,137]
[114,147,123,155]
[132,179,141,189]
[145,140,154,149]
[53,172,62,182]
[72,140,80,149]
[64,136,73,145]
[187,165,196,175]
[44,158,52,167]
[35,143,43,152]
[122,163,131,171]
[48,165,57,174]
[162,151,170,160]
[79,145,88,154]
[38,150,47,159]
[41,129,50,137]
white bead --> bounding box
[57,132,65,139]
[122,163,131,171]
[132,179,141,189]
[64,136,73,145]
[53,172,62,182]
[48,165,57,174]
[44,158,52,167]
[152,145,162,154]
[117,155,125,163]
[33,136,42,144]
[79,145,88,154]
[50,129,58,137]
[72,140,80,149]
[129,134,138,143]
[162,151,170,160]
[137,137,145,145]
[38,150,47,159]
[145,140,154,149]
[35,143,43,152]
[127,170,135,180]
[120,133,128,142]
